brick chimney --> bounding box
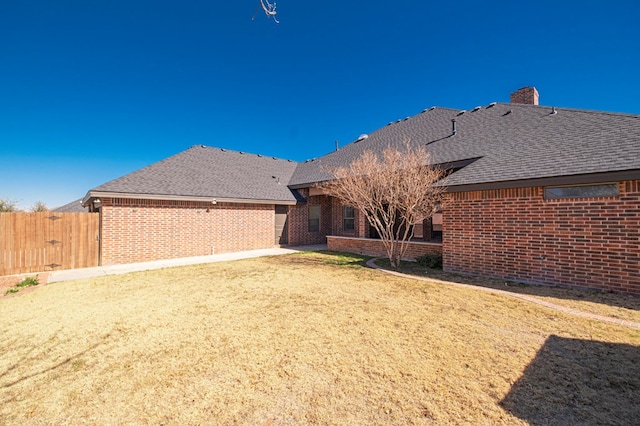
[510,87,539,105]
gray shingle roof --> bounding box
[290,103,640,188]
[89,145,300,203]
[88,100,640,203]
[53,199,89,212]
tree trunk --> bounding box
[390,250,401,269]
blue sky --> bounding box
[1,0,639,210]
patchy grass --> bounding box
[1,252,639,425]
[319,250,371,268]
[378,258,640,324]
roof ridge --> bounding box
[492,102,640,118]
[193,144,298,163]
[421,106,460,112]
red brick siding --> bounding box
[443,181,640,294]
[327,236,442,259]
[100,198,275,265]
[288,189,333,245]
[510,87,539,105]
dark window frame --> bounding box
[544,183,619,200]
[343,205,355,232]
[430,212,443,241]
[308,205,321,232]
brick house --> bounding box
[83,88,640,294]
[82,148,301,264]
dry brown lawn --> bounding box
[385,259,640,324]
[1,252,639,425]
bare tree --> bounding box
[30,201,49,212]
[322,143,447,268]
[0,197,19,212]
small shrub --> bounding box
[416,253,442,269]
[17,276,39,288]
[5,275,39,295]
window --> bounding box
[308,205,320,232]
[343,206,355,231]
[431,212,443,240]
[421,213,443,241]
[544,184,618,200]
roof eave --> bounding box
[445,169,640,193]
[288,181,328,190]
[82,191,298,206]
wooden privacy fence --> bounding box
[0,212,100,276]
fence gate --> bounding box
[0,212,100,276]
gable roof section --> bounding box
[85,145,300,205]
[290,103,640,190]
[53,198,89,212]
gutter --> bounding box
[444,169,640,193]
[81,191,299,207]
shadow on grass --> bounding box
[0,331,109,392]
[0,333,60,385]
[375,258,640,313]
[500,335,640,425]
